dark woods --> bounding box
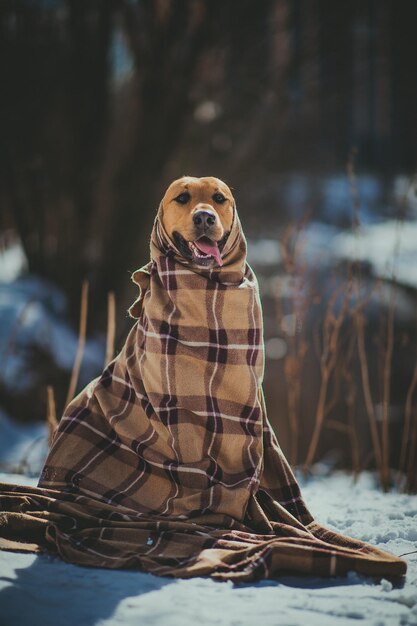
[1,0,277,321]
[2,0,417,320]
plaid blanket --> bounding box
[0,208,407,580]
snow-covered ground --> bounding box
[0,470,416,626]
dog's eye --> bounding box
[212,192,226,204]
[175,192,190,204]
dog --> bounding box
[7,175,405,582]
[160,176,235,267]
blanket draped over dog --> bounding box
[0,208,407,581]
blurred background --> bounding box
[1,0,416,490]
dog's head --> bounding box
[159,176,235,268]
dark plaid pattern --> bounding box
[0,206,407,580]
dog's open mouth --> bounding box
[188,236,223,266]
[173,232,229,267]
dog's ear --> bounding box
[128,264,152,319]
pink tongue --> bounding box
[195,237,223,266]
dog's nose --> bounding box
[193,210,216,228]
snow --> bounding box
[332,220,417,289]
[0,410,47,476]
[0,470,416,626]
[248,216,417,293]
[0,275,105,396]
[0,235,28,282]
[247,238,281,266]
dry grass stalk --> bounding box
[322,343,346,419]
[407,405,417,491]
[342,326,361,478]
[325,420,350,434]
[391,170,417,490]
[376,168,416,489]
[105,291,116,366]
[398,314,417,483]
[380,284,396,490]
[278,223,309,465]
[354,308,384,482]
[304,287,350,469]
[345,370,361,479]
[283,342,308,464]
[65,280,89,407]
[322,322,360,478]
[346,150,370,480]
[46,385,58,447]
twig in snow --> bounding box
[47,385,58,447]
[105,291,116,366]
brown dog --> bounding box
[160,176,235,267]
